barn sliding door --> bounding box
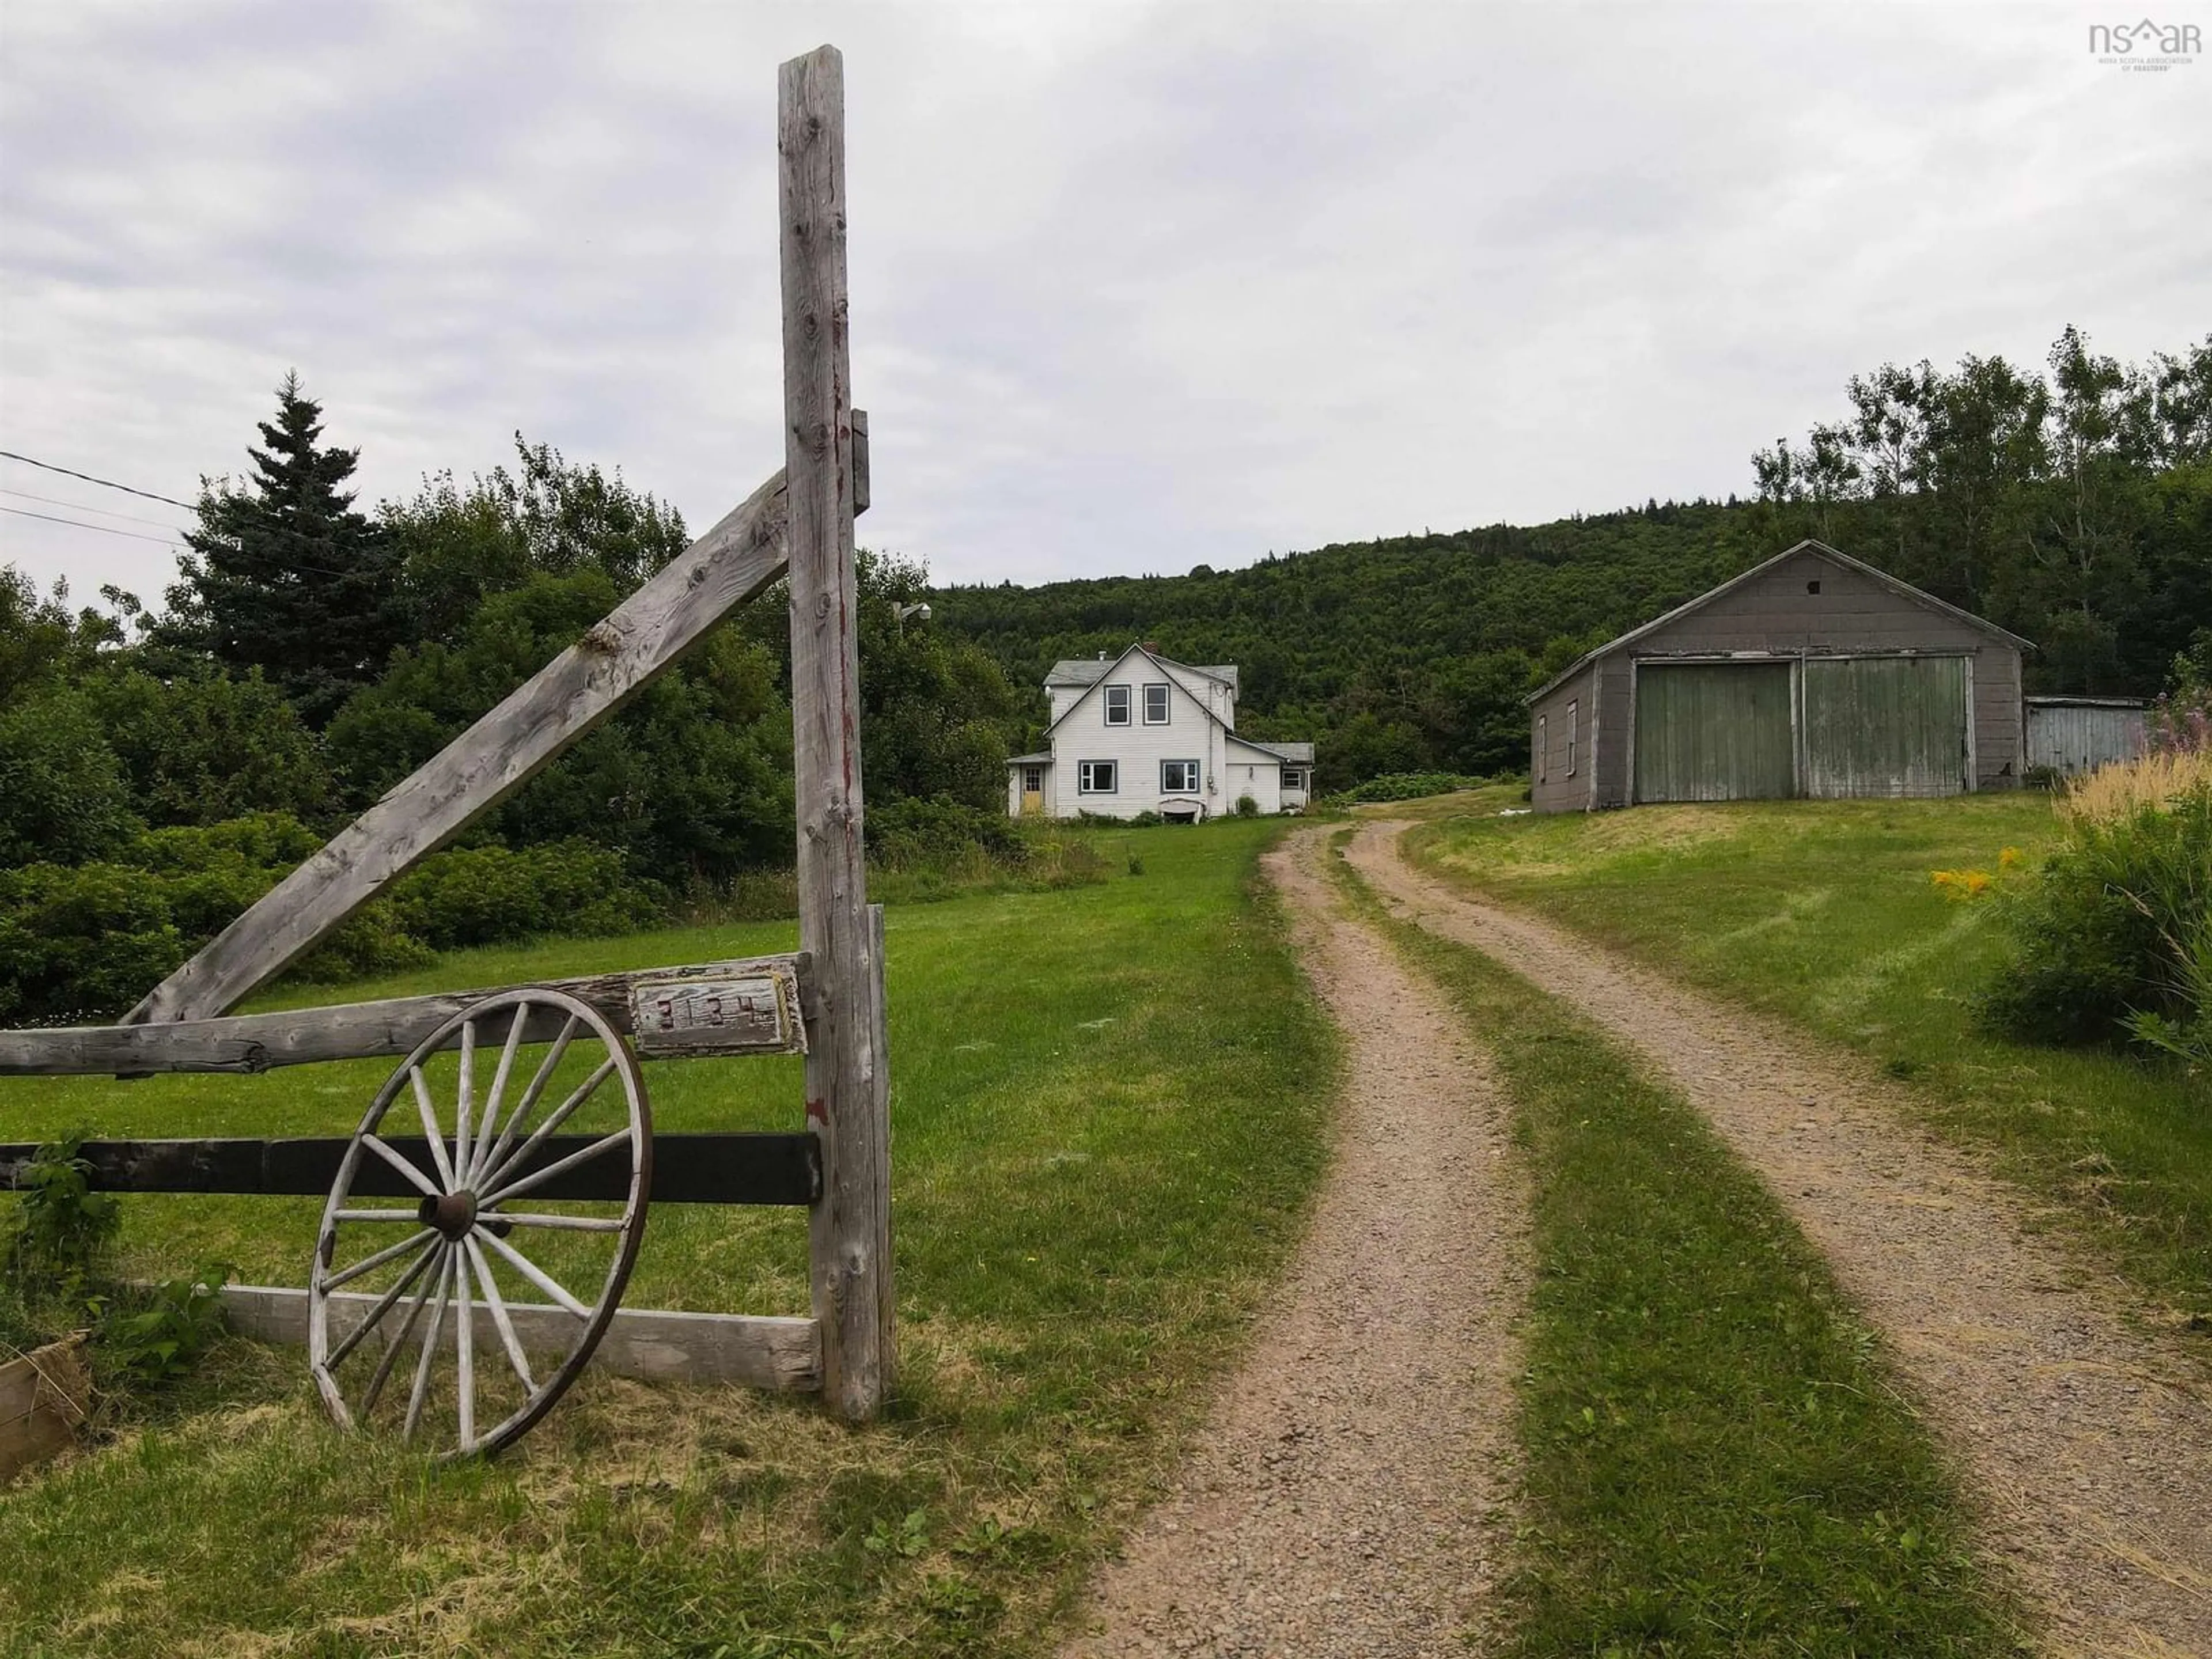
[1633,662,1796,802]
[1802,656,1968,798]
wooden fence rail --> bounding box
[2,956,808,1078]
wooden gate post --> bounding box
[780,43,892,1421]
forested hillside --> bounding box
[935,328,2212,788]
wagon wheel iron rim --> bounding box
[308,987,652,1460]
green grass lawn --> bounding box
[0,819,1334,1657]
[1332,831,2026,1656]
[1406,794,2212,1339]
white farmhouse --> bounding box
[1005,643,1315,820]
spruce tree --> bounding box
[163,373,407,724]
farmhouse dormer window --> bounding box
[1104,686,1131,726]
[1143,683,1171,724]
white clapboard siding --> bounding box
[1051,669,1239,819]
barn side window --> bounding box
[1566,700,1578,777]
[1537,714,1548,783]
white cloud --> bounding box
[2,0,2203,608]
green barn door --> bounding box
[1802,656,1969,798]
[1633,662,1796,802]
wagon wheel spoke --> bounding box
[478,1125,632,1209]
[464,1003,532,1184]
[312,986,649,1460]
[322,1226,437,1293]
[409,1067,460,1191]
[474,1225,592,1320]
[326,1237,441,1369]
[492,1213,626,1233]
[456,1243,476,1452]
[359,1240,448,1418]
[472,1012,579,1190]
[466,1236,537,1393]
[361,1134,442,1199]
[403,1250,457,1442]
[453,1018,477,1192]
[474,1058,620,1196]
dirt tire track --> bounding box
[1349,819,2212,1657]
[1059,828,1528,1658]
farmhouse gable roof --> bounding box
[1046,654,1239,691]
[1042,643,1237,740]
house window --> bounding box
[1143,683,1171,725]
[1162,759,1200,793]
[1565,700,1578,777]
[1021,766,1044,793]
[1104,686,1131,726]
[1537,714,1548,783]
[1078,760,1117,794]
[1282,768,1305,791]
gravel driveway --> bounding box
[1351,818,2212,1656]
[1059,827,1530,1658]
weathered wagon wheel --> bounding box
[309,988,652,1459]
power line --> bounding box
[0,455,388,585]
[0,487,190,533]
[1,504,183,546]
[1,503,382,588]
[0,449,195,510]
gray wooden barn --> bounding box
[1526,540,2031,812]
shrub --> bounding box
[291,901,438,983]
[1326,770,1491,806]
[3,1132,119,1309]
[2,1134,231,1392]
[387,839,664,950]
[2146,640,2210,757]
[0,862,187,1022]
[0,688,140,866]
[1234,794,1260,817]
[866,795,1026,869]
[99,1270,232,1385]
[84,665,335,828]
[0,816,662,1017]
[1984,764,2211,1055]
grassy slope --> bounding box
[0,820,1334,1658]
[1407,795,2212,1335]
[1331,834,2024,1656]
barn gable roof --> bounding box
[1522,540,2034,705]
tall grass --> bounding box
[1987,755,2211,1067]
[2058,747,2212,824]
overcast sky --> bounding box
[2,2,2204,612]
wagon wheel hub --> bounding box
[419,1189,479,1241]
